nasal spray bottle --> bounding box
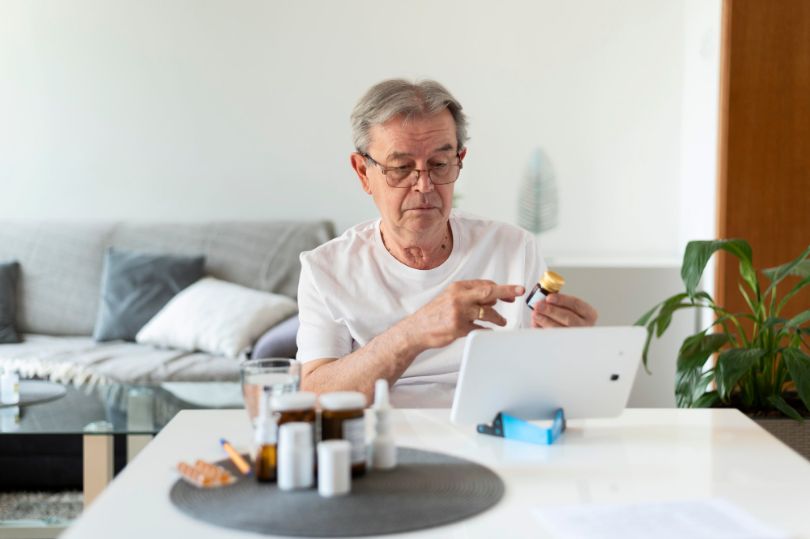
[370,379,396,470]
[254,388,278,482]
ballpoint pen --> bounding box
[220,438,253,476]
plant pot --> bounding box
[753,417,810,461]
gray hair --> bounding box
[351,79,468,154]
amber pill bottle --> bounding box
[319,391,367,477]
[526,270,565,310]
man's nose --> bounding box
[412,170,434,193]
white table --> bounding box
[62,408,810,538]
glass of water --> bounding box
[240,358,301,426]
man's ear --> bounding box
[350,153,373,194]
[458,147,468,162]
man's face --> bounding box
[351,109,466,238]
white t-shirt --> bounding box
[296,211,547,408]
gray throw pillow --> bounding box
[0,260,21,344]
[93,249,205,342]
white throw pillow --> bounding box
[136,277,298,358]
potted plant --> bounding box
[637,239,810,458]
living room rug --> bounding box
[0,491,82,522]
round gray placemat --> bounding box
[170,447,504,537]
[0,380,66,408]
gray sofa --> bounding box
[0,220,334,385]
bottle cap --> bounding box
[319,391,366,411]
[271,391,316,412]
[279,422,313,449]
[539,271,565,293]
[373,380,390,409]
[317,440,351,497]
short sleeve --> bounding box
[295,253,354,363]
[519,233,548,329]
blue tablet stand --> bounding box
[476,408,566,445]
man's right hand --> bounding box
[402,280,525,350]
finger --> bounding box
[532,313,563,328]
[474,305,507,326]
[466,283,525,305]
[534,302,586,327]
[547,294,598,322]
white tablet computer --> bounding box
[450,326,646,424]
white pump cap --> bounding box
[374,379,390,409]
[254,389,277,445]
[370,378,396,470]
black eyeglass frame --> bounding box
[360,151,464,188]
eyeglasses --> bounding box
[362,152,463,188]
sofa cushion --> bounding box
[136,277,298,359]
[93,249,205,342]
[0,261,21,344]
[252,315,299,359]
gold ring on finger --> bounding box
[478,306,485,320]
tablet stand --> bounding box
[476,408,566,445]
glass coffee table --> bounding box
[0,379,243,538]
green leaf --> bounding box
[783,347,810,413]
[763,245,810,294]
[785,310,810,329]
[675,367,701,407]
[737,283,758,316]
[715,348,766,400]
[692,391,720,408]
[777,276,810,314]
[635,302,661,327]
[767,394,804,421]
[676,367,713,408]
[677,332,729,371]
[655,294,692,338]
[762,316,787,330]
[681,240,755,301]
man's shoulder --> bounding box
[301,218,378,268]
[453,210,532,245]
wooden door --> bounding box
[716,0,810,320]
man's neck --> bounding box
[380,221,453,270]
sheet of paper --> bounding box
[533,498,788,539]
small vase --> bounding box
[518,148,558,234]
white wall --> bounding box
[0,0,720,265]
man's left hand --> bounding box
[531,293,598,328]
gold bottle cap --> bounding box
[539,271,565,293]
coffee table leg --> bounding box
[83,434,114,507]
[127,434,153,463]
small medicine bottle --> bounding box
[278,422,314,490]
[319,391,367,477]
[254,390,277,482]
[0,368,20,406]
[526,270,565,310]
[273,391,318,474]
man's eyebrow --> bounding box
[386,144,456,160]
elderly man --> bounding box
[297,79,598,407]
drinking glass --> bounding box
[240,358,301,426]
